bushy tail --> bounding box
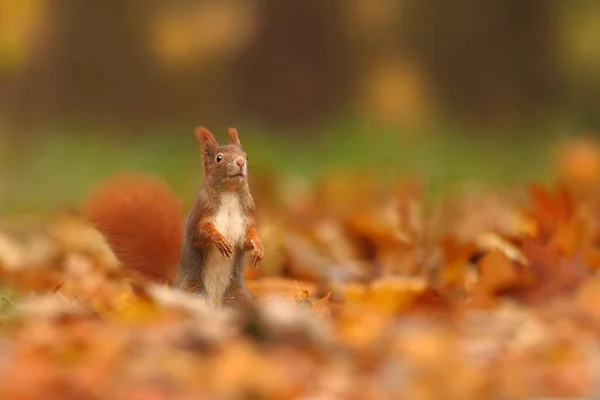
[83,173,184,286]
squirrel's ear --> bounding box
[195,127,218,158]
[228,128,241,146]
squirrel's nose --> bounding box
[236,159,245,168]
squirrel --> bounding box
[83,127,264,304]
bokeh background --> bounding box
[0,0,598,212]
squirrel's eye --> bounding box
[216,154,223,163]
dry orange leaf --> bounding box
[342,282,368,304]
[368,276,426,313]
[575,278,600,319]
[247,277,317,299]
[528,184,575,240]
[478,250,518,294]
[522,240,590,303]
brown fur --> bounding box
[174,127,262,302]
[244,218,264,267]
[83,174,184,285]
[84,127,263,304]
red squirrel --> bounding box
[83,127,264,304]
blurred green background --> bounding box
[0,0,598,212]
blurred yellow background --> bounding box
[0,0,598,212]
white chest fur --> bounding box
[203,192,246,300]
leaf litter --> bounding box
[2,138,600,399]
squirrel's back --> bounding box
[83,173,185,285]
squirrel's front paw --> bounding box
[249,238,264,267]
[214,236,234,258]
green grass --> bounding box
[0,120,574,214]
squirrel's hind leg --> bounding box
[178,278,207,296]
[223,258,253,305]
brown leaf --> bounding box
[247,277,317,300]
[528,184,575,240]
[478,250,519,294]
[575,278,600,319]
[522,240,590,303]
[368,276,427,314]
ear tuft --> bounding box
[194,127,218,157]
[228,128,241,146]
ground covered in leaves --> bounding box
[2,139,600,399]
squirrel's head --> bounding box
[195,127,249,190]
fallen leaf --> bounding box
[478,250,518,294]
